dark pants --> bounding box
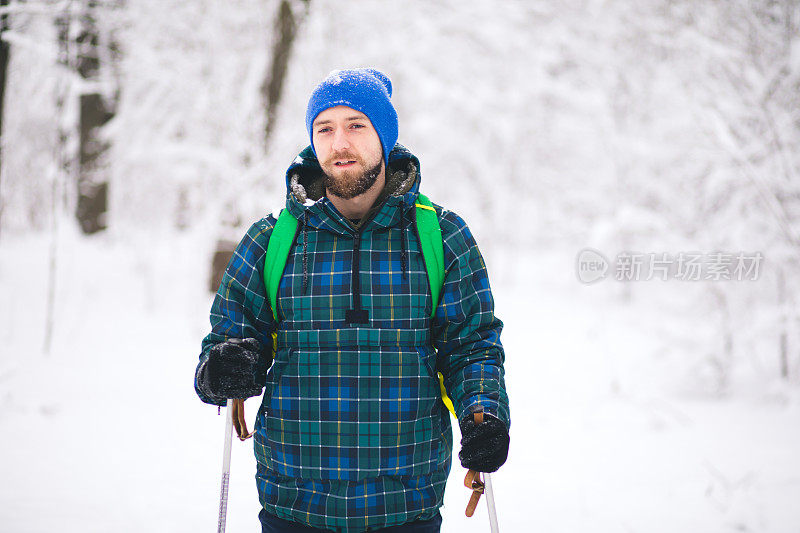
[258,509,442,533]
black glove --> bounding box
[458,413,510,473]
[201,338,266,399]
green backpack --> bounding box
[262,193,456,417]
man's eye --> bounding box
[350,123,365,129]
[317,127,331,134]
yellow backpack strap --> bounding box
[438,373,456,417]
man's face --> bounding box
[312,106,384,200]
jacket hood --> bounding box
[283,144,422,234]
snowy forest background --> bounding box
[1,0,800,531]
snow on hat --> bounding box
[306,68,398,166]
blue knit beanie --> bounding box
[306,68,398,166]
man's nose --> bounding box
[331,127,350,151]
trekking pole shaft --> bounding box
[484,472,499,533]
[217,399,235,533]
[471,411,500,532]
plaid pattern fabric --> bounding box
[196,146,508,531]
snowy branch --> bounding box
[0,0,120,17]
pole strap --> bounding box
[464,469,485,517]
[232,399,254,441]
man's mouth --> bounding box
[334,160,357,167]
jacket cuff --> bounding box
[459,397,510,430]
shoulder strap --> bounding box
[414,193,445,318]
[264,209,299,322]
[264,200,445,321]
[414,194,456,418]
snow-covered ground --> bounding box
[1,226,798,532]
[2,0,799,530]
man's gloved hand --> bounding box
[204,338,265,399]
[458,413,510,473]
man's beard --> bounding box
[322,154,383,200]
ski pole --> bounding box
[464,412,500,532]
[217,399,235,533]
[484,466,499,532]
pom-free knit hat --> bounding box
[306,68,398,166]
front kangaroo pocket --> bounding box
[265,345,441,480]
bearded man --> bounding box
[195,68,510,533]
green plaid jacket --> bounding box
[196,145,509,532]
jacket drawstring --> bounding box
[400,207,408,280]
[302,210,309,295]
[301,206,407,288]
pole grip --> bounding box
[464,411,500,531]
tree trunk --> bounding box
[778,267,789,379]
[77,92,112,234]
[45,1,76,355]
[74,0,115,234]
[209,239,236,293]
[0,0,11,237]
[709,286,734,393]
[209,0,310,294]
[261,0,309,147]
